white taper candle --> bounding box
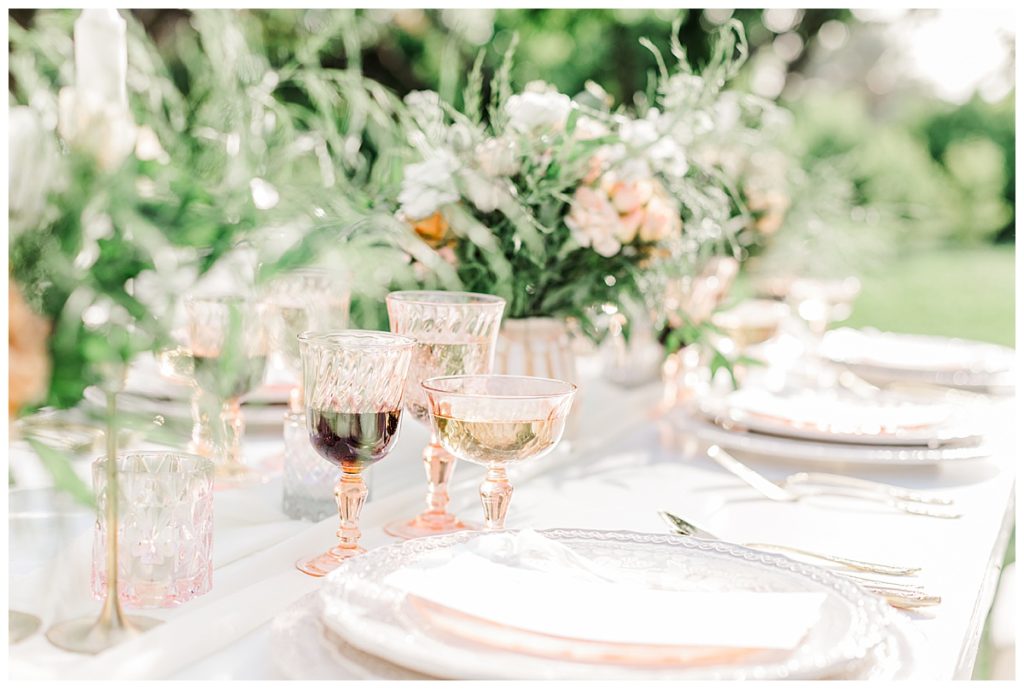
[73,9,128,110]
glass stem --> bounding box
[189,384,213,457]
[423,434,457,518]
[98,388,131,632]
[480,465,513,530]
[334,473,368,553]
[220,397,245,470]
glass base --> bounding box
[9,610,41,645]
[383,512,479,540]
[214,458,276,490]
[295,545,365,578]
[45,614,162,655]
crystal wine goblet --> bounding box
[422,375,576,530]
[382,291,506,540]
[184,294,269,486]
[262,268,351,410]
[296,330,415,576]
[263,269,351,518]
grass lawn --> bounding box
[842,245,1015,347]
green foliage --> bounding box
[778,88,1014,253]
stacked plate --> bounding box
[681,385,989,466]
[819,328,1014,394]
[82,353,290,430]
[272,529,929,680]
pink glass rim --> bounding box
[184,293,255,308]
[298,329,416,351]
[421,374,577,400]
[92,450,214,475]
[386,290,506,308]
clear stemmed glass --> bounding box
[422,375,576,531]
[382,291,506,540]
[296,330,415,577]
[263,269,351,517]
[786,277,862,339]
[184,294,269,486]
[262,268,351,410]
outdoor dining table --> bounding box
[7,369,1015,680]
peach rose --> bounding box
[639,192,683,242]
[616,207,644,244]
[746,186,790,236]
[607,178,654,214]
[582,153,606,185]
[565,186,622,257]
[9,280,51,416]
[437,245,458,267]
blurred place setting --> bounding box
[7,6,1016,682]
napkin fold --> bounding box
[383,531,825,651]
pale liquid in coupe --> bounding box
[406,338,493,422]
[433,416,565,465]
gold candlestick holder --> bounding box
[45,385,161,654]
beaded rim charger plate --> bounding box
[316,529,893,680]
[271,589,928,681]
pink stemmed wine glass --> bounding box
[382,291,505,540]
[422,375,576,530]
[296,330,414,577]
[183,294,269,487]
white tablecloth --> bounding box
[8,374,1015,680]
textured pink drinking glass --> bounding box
[382,291,506,540]
[184,294,269,486]
[91,451,214,608]
[296,330,415,577]
[422,375,576,530]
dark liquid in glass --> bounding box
[309,409,402,471]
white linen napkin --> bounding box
[383,530,825,651]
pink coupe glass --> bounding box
[382,291,505,540]
[422,375,576,530]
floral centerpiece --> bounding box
[391,23,763,384]
[393,40,695,339]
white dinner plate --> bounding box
[672,411,991,467]
[696,389,981,448]
[820,329,1015,393]
[272,590,929,681]
[318,529,891,680]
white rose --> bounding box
[58,86,136,171]
[574,115,609,141]
[404,90,442,113]
[649,137,689,179]
[639,192,683,242]
[9,106,59,235]
[505,84,572,134]
[398,152,460,220]
[134,125,169,163]
[446,122,474,152]
[462,173,505,213]
[475,137,520,177]
[404,90,446,140]
[617,111,660,150]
